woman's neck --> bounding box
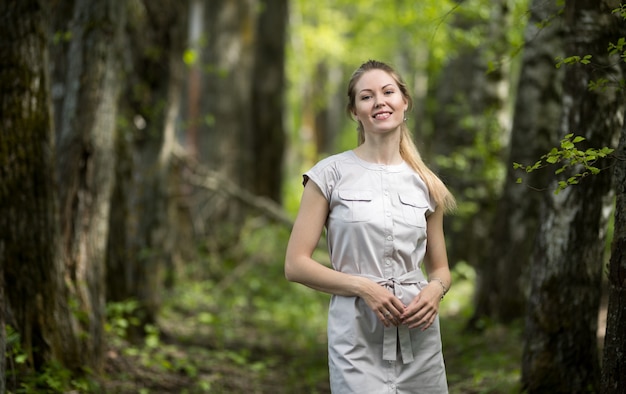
[353,138,403,165]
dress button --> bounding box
[386,211,391,217]
[386,235,393,241]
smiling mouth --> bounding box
[373,112,392,120]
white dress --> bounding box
[304,150,448,394]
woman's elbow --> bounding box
[284,257,299,282]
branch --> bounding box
[171,146,294,228]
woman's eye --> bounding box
[360,95,371,100]
[384,90,394,95]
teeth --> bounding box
[375,112,391,120]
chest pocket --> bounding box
[398,193,427,228]
[337,190,373,222]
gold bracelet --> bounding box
[429,277,448,300]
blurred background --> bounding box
[1,0,625,393]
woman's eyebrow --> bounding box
[359,84,394,93]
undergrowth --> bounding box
[4,218,522,393]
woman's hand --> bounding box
[358,278,406,327]
[400,283,442,330]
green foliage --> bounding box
[10,362,96,394]
[4,326,97,394]
[90,220,524,392]
[5,325,28,366]
[440,263,523,393]
[513,133,614,194]
[105,299,141,344]
[554,54,592,68]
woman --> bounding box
[285,60,456,393]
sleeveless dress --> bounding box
[304,150,448,394]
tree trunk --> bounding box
[522,1,625,391]
[249,0,288,202]
[198,0,258,226]
[0,242,4,393]
[0,0,80,375]
[602,79,626,393]
[429,0,511,273]
[55,0,124,371]
[470,0,566,326]
[107,0,188,330]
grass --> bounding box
[96,221,523,393]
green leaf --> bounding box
[572,136,585,143]
[183,49,197,66]
[546,155,559,164]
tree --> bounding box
[522,1,625,391]
[602,5,626,387]
[0,0,80,379]
[53,0,125,370]
[249,0,288,202]
[106,0,188,332]
[471,0,566,325]
[198,0,258,226]
[428,0,513,275]
[603,109,626,392]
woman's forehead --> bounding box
[355,69,397,91]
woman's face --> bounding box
[351,69,408,136]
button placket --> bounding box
[381,171,394,276]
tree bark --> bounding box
[602,91,626,392]
[0,239,5,394]
[107,0,188,330]
[522,1,625,391]
[248,0,288,202]
[471,0,566,326]
[54,0,124,371]
[0,0,81,375]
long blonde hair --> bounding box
[346,60,456,213]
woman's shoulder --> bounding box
[310,150,355,170]
[303,151,356,191]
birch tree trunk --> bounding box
[522,1,625,391]
[0,0,80,376]
[55,0,124,370]
[471,0,566,325]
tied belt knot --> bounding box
[360,270,427,364]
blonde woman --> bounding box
[285,60,455,393]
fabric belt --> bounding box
[359,270,427,364]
